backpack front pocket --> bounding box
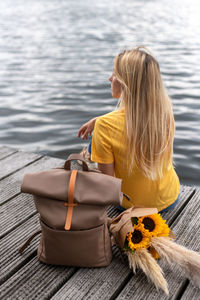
[38,220,112,267]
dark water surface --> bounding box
[0,0,200,186]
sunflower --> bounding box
[138,214,166,237]
[126,223,150,251]
[158,223,170,237]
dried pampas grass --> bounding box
[109,208,200,294]
[151,236,200,288]
[127,248,169,295]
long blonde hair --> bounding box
[114,47,175,180]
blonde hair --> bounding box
[114,46,175,180]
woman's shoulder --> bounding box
[97,109,124,125]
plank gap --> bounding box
[0,156,43,181]
[0,192,21,207]
[46,268,79,300]
[0,150,18,161]
[109,272,134,300]
[168,189,196,227]
[0,250,37,285]
[174,279,189,300]
[0,211,37,239]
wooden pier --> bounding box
[0,146,200,299]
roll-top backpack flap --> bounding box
[21,161,123,207]
[21,168,70,201]
[20,153,87,197]
[21,169,123,206]
[64,154,123,206]
[72,171,123,206]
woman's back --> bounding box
[91,108,180,212]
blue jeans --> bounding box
[117,195,180,213]
[88,139,92,155]
[159,195,179,213]
[88,138,92,155]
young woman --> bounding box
[78,47,180,213]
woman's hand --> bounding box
[78,117,98,140]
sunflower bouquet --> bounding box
[109,207,200,295]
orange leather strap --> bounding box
[64,170,78,230]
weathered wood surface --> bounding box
[0,146,17,160]
[0,146,199,300]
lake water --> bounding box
[0,0,200,186]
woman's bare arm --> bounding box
[98,163,114,176]
[78,117,98,140]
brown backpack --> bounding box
[19,154,122,267]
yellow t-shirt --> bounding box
[91,109,180,212]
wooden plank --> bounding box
[0,193,36,239]
[0,214,40,284]
[0,146,18,160]
[0,155,64,205]
[181,283,200,299]
[52,252,129,300]
[114,188,200,300]
[48,186,195,300]
[0,257,76,300]
[0,150,42,180]
[160,185,195,225]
